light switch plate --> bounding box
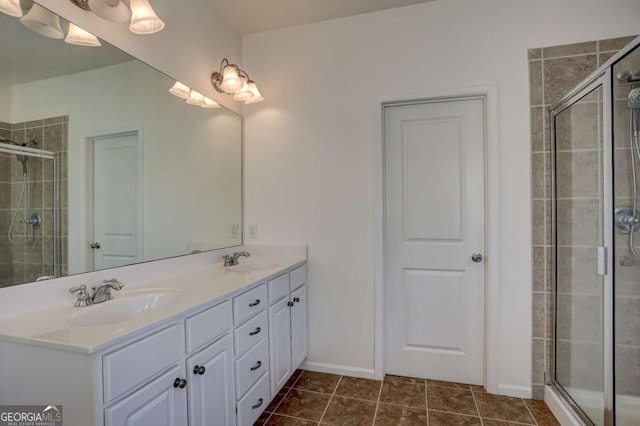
[248,224,258,239]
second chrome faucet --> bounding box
[69,279,125,307]
[222,251,250,267]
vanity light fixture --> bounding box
[69,0,165,35]
[87,0,131,23]
[65,23,102,47]
[0,0,23,17]
[129,0,165,34]
[211,58,264,104]
[201,97,220,109]
[186,90,205,106]
[20,3,65,39]
[169,81,191,99]
[168,82,220,109]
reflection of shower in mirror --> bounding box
[0,138,41,245]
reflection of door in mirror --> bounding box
[91,132,141,270]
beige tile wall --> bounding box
[0,121,12,285]
[0,116,68,286]
[528,35,637,399]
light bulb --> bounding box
[0,0,22,17]
[88,0,131,23]
[129,0,165,35]
[169,81,190,99]
[186,90,205,106]
[65,23,102,47]
[220,65,242,93]
[201,97,220,109]
[20,4,64,39]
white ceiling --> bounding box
[210,0,436,35]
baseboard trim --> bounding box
[301,361,375,379]
[497,384,532,399]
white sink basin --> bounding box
[67,290,181,327]
[228,261,279,273]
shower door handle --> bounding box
[90,242,101,249]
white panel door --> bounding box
[269,297,292,396]
[384,99,485,385]
[187,334,235,426]
[291,285,308,370]
[105,365,188,426]
[93,132,140,270]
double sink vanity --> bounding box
[0,246,308,426]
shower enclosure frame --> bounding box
[0,143,60,281]
[549,35,640,426]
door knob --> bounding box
[90,242,101,249]
[471,252,483,262]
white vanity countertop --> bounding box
[0,255,306,354]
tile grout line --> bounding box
[370,377,384,426]
[267,370,304,418]
[522,398,540,426]
[317,375,342,424]
[470,385,484,426]
[424,379,429,426]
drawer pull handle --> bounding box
[287,301,294,307]
[249,327,261,336]
[193,365,206,375]
[293,297,300,303]
[250,360,262,371]
[249,299,261,307]
[252,398,264,409]
[173,378,187,388]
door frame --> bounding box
[373,86,500,393]
[82,125,144,272]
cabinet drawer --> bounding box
[103,324,182,403]
[235,337,269,399]
[237,372,270,426]
[234,310,268,356]
[268,273,289,304]
[233,284,267,325]
[185,300,232,353]
[290,265,306,291]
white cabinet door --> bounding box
[269,297,292,396]
[291,285,308,370]
[187,334,235,426]
[105,364,188,426]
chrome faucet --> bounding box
[222,251,251,267]
[69,278,125,307]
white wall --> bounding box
[12,61,242,274]
[242,0,640,393]
[35,0,243,114]
[0,86,10,123]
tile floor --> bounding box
[255,370,560,425]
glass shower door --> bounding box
[612,43,640,426]
[553,84,605,426]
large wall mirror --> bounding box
[0,2,242,287]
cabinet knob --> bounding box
[287,301,294,307]
[249,327,261,336]
[250,360,262,371]
[249,299,261,307]
[193,365,206,375]
[252,398,264,410]
[174,378,187,388]
[293,297,300,303]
